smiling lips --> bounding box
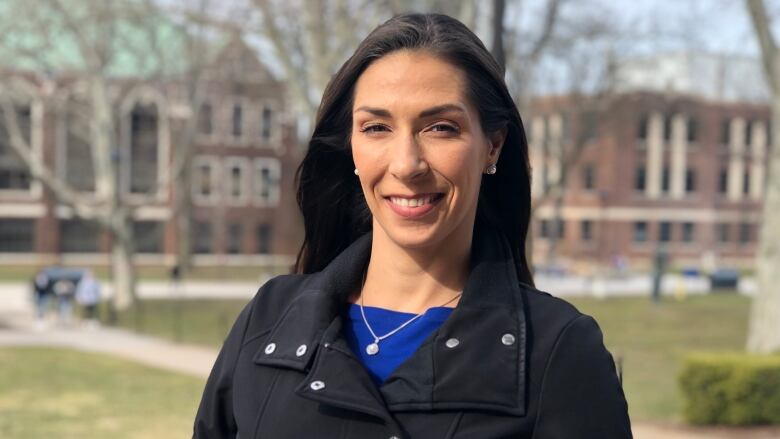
[384,193,444,218]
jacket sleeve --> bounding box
[193,296,256,439]
[532,315,633,439]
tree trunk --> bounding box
[491,0,506,71]
[745,0,780,353]
[746,90,780,353]
[111,212,137,311]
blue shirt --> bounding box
[343,304,454,386]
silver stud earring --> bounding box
[485,163,497,175]
[354,168,359,176]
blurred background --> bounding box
[1,0,779,438]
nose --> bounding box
[388,133,428,181]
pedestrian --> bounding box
[194,13,631,438]
[32,270,52,329]
[52,277,76,326]
[75,270,101,328]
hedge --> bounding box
[679,353,780,425]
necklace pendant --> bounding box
[366,342,379,356]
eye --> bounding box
[359,124,390,134]
[427,123,459,134]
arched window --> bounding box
[0,103,33,190]
[128,103,159,194]
[62,98,94,192]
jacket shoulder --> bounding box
[243,273,317,339]
[518,282,585,333]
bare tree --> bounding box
[246,0,479,138]
[744,0,780,353]
[0,0,206,309]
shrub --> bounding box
[679,353,780,425]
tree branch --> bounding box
[746,0,779,94]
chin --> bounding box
[377,221,451,250]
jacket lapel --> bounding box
[253,225,528,418]
[381,225,527,416]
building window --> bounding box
[133,221,163,253]
[63,102,95,192]
[717,223,730,243]
[681,222,695,243]
[129,103,159,194]
[198,102,213,136]
[663,114,673,142]
[256,223,272,254]
[661,166,671,194]
[633,222,647,243]
[721,118,731,145]
[232,103,243,138]
[0,219,34,252]
[254,158,281,206]
[0,105,32,190]
[581,220,592,242]
[539,219,549,238]
[582,111,598,141]
[635,166,646,192]
[61,219,100,253]
[718,168,729,194]
[227,223,243,254]
[687,117,698,143]
[659,221,672,243]
[192,220,212,254]
[224,158,248,204]
[745,120,753,146]
[637,114,648,141]
[193,157,218,203]
[582,165,595,191]
[739,222,752,244]
[743,171,750,195]
[685,168,696,193]
[260,105,274,143]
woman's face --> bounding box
[351,50,503,251]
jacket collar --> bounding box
[254,224,528,418]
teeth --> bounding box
[391,196,434,207]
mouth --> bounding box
[383,193,445,218]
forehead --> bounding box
[353,50,468,110]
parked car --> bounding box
[709,268,740,291]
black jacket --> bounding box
[194,227,632,438]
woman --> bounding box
[194,12,632,439]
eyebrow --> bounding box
[353,103,466,118]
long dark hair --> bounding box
[295,12,534,286]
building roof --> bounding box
[0,0,192,78]
[613,52,770,104]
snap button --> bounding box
[310,380,325,391]
[264,343,276,354]
[501,333,516,346]
[389,436,400,439]
[445,338,460,348]
[296,344,307,357]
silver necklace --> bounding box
[358,289,461,356]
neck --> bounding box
[358,220,472,314]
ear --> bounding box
[486,127,507,164]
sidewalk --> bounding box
[1,309,778,439]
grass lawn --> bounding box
[102,299,249,348]
[569,292,750,422]
[0,347,205,439]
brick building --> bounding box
[0,37,303,268]
[529,86,769,271]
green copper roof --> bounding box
[0,0,192,77]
